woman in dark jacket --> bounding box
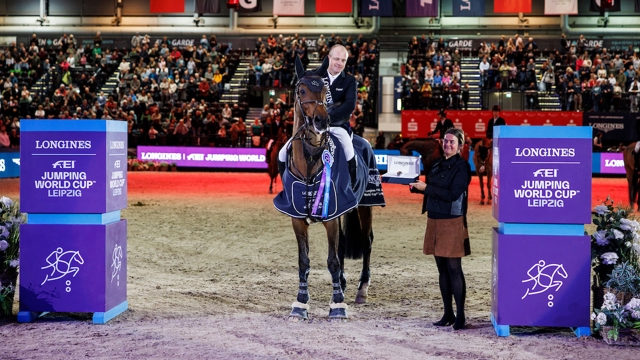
[410,128,472,330]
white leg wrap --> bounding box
[267,139,274,151]
[278,138,293,162]
[635,142,640,154]
[329,302,349,310]
[329,127,355,161]
[292,302,309,310]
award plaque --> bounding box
[381,155,421,184]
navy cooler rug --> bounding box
[273,134,385,221]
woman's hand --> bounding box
[409,181,426,192]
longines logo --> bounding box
[35,140,92,149]
[591,122,623,133]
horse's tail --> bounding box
[341,208,367,260]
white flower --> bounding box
[0,240,8,251]
[597,312,608,326]
[591,312,597,321]
[625,298,640,312]
[613,229,624,240]
[601,252,619,265]
[620,218,637,231]
[0,196,13,209]
[593,230,609,246]
[9,259,19,268]
[595,205,610,215]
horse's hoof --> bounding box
[269,189,273,194]
[289,302,309,321]
[355,282,370,304]
[488,199,492,205]
[480,200,485,205]
[328,303,348,320]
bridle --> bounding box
[294,75,329,132]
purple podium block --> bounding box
[20,120,127,214]
[18,221,127,323]
[491,229,591,329]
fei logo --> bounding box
[533,169,558,177]
[52,160,76,169]
[521,260,568,308]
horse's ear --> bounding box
[315,56,329,77]
[295,57,305,81]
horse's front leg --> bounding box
[355,207,373,304]
[478,173,485,205]
[487,173,493,205]
[289,218,311,321]
[325,220,348,320]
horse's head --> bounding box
[295,57,330,134]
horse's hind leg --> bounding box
[487,175,493,205]
[479,174,485,205]
[325,220,348,320]
[289,218,311,321]
[355,207,373,304]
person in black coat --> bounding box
[428,109,454,140]
[410,128,471,331]
[486,105,506,140]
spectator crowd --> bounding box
[1,32,379,149]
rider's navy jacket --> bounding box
[316,57,358,128]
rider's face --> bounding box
[328,48,347,76]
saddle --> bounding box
[273,133,385,221]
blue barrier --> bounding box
[0,150,20,179]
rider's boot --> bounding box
[278,159,286,179]
[348,157,357,191]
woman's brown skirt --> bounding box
[423,217,471,258]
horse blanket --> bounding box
[273,133,385,221]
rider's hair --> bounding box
[328,44,348,58]
[445,128,465,148]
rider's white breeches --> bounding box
[278,127,355,162]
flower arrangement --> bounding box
[0,196,25,316]
[592,293,640,341]
[591,198,640,287]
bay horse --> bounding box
[283,57,375,321]
[399,139,443,181]
[267,130,288,194]
[473,138,493,205]
[623,142,640,211]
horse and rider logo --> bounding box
[41,247,84,286]
[521,260,568,307]
[111,244,123,286]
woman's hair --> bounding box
[445,128,465,147]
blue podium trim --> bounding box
[28,211,121,225]
[572,327,591,338]
[491,313,510,337]
[93,301,128,324]
[21,119,127,133]
[495,126,592,139]
[17,311,48,323]
[498,223,584,236]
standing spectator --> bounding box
[409,128,471,331]
[486,105,506,140]
[0,125,10,148]
[251,118,262,147]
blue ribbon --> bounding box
[321,151,333,219]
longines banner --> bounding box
[582,113,640,142]
[137,146,268,169]
[401,110,583,140]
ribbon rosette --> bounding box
[312,150,334,219]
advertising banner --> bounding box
[150,0,185,13]
[273,0,305,16]
[544,0,578,15]
[20,120,128,214]
[492,230,590,327]
[493,135,592,224]
[401,110,583,140]
[20,221,127,313]
[599,152,625,175]
[494,0,531,13]
[452,0,485,17]
[317,0,351,13]
[137,146,268,169]
[0,150,19,179]
[583,113,637,142]
[360,0,393,17]
[406,0,438,17]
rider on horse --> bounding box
[429,109,454,141]
[486,105,506,140]
[278,45,359,189]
